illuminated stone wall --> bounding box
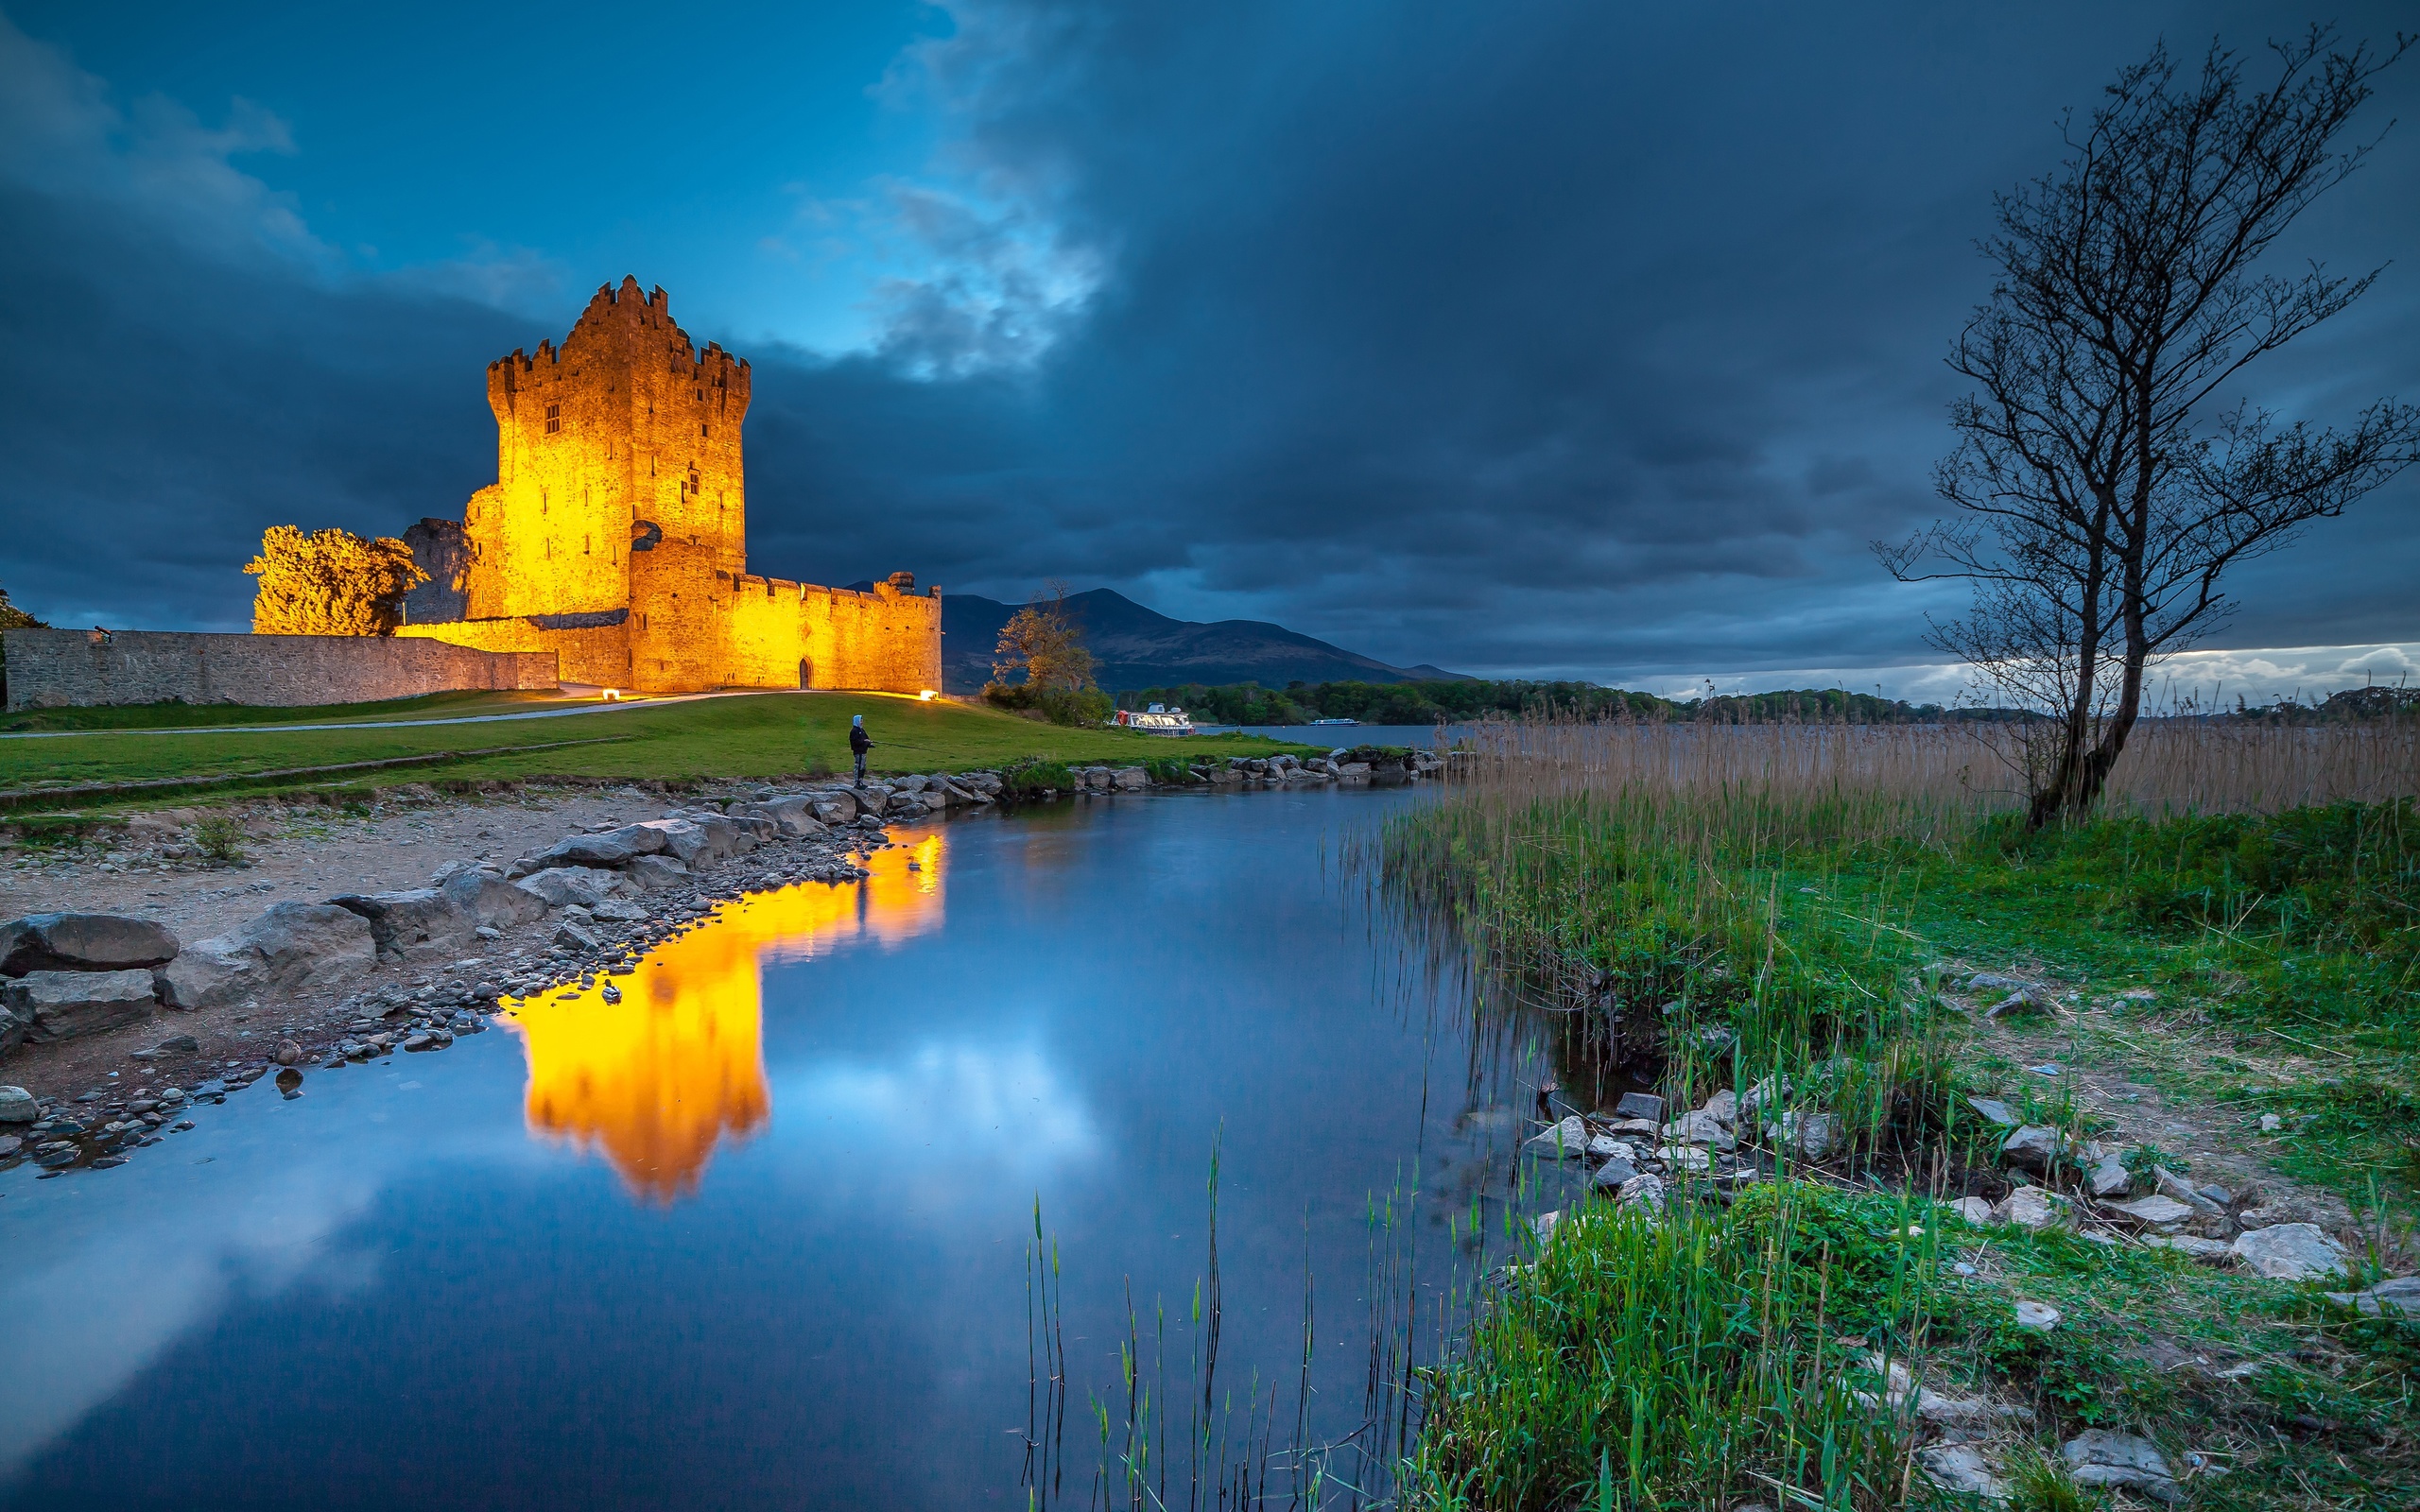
[393,278,940,694]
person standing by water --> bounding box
[848,713,873,786]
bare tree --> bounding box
[1879,26,2419,827]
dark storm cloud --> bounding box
[2,2,2414,676]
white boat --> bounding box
[1309,717,1359,726]
[1115,703,1196,736]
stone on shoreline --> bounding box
[525,824,672,870]
[0,914,182,976]
[441,867,551,929]
[514,867,624,910]
[0,1086,34,1122]
[156,902,373,1012]
[1524,1115,1590,1159]
[329,887,477,961]
[2,969,159,1044]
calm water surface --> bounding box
[0,788,1548,1509]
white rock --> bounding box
[1617,1172,1667,1213]
[1583,1134,1635,1161]
[2061,1431,2179,1504]
[2233,1223,2349,1281]
[1,969,158,1042]
[1699,1089,1738,1126]
[2000,1124,2064,1174]
[1654,1146,1714,1173]
[2101,1194,2196,1229]
[514,867,623,910]
[1523,1116,1591,1160]
[1946,1195,1995,1227]
[155,902,372,1011]
[2258,1112,2283,1132]
[2146,1234,2238,1264]
[1965,1095,2016,1126]
[1661,1109,1737,1150]
[1531,1210,1561,1244]
[2086,1150,2133,1198]
[2014,1299,2062,1332]
[2000,1187,2067,1231]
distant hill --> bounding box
[923,588,1462,695]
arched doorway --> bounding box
[798,658,812,689]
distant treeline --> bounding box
[1115,679,2029,726]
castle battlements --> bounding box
[392,279,940,696]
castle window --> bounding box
[700,424,709,438]
[544,404,562,435]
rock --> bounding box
[1779,1110,1841,1160]
[1699,1089,1737,1126]
[2014,1299,2062,1331]
[1999,1124,2064,1174]
[2147,1234,2238,1264]
[635,815,747,867]
[154,902,374,1012]
[591,898,648,923]
[1916,1444,2007,1502]
[2324,1275,2420,1320]
[1110,767,1149,792]
[513,867,624,910]
[1661,1110,1737,1150]
[2232,1223,2349,1281]
[154,1033,199,1053]
[1616,1172,1666,1213]
[0,913,181,975]
[2258,1112,2283,1132]
[807,792,860,825]
[1591,1157,1639,1190]
[1999,1186,2067,1230]
[2101,1194,2195,1229]
[1965,1095,2017,1126]
[2152,1166,2223,1216]
[328,887,475,959]
[2061,1431,2179,1504]
[1614,1091,1665,1122]
[626,855,691,891]
[1946,1195,1994,1226]
[1655,1145,1714,1173]
[441,867,550,929]
[2,969,159,1042]
[1523,1116,1591,1159]
[0,1086,34,1123]
[2086,1149,2133,1198]
[1583,1134,1634,1161]
[1530,1210,1561,1244]
[553,920,602,952]
[525,824,671,870]
[274,1041,302,1066]
[737,796,829,837]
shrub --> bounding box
[192,815,249,865]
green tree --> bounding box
[244,526,427,636]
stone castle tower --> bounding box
[397,278,940,695]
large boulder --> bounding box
[155,902,373,1011]
[440,867,550,929]
[1111,767,1149,792]
[738,796,828,838]
[523,824,671,871]
[625,855,691,892]
[2,969,158,1043]
[0,913,181,976]
[513,868,625,910]
[807,792,860,825]
[634,816,748,867]
[329,887,476,959]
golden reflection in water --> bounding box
[501,833,946,1200]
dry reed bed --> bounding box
[1444,716,2420,827]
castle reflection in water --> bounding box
[499,833,946,1200]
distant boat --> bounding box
[1309,717,1359,726]
[1115,703,1196,736]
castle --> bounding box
[394,277,941,695]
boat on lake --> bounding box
[1115,703,1195,736]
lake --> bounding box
[0,785,1566,1509]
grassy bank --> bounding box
[1380,721,2418,1510]
[0,691,1312,816]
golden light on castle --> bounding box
[501,833,946,1201]
[390,277,943,696]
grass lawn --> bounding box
[0,688,579,732]
[0,691,1317,814]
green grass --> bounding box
[0,691,1314,815]
[1381,790,2420,1510]
[0,688,575,731]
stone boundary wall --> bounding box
[0,630,559,712]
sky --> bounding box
[1,0,2414,702]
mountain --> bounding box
[924,589,1463,695]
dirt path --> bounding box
[0,691,737,741]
